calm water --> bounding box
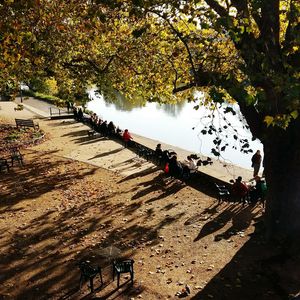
[87,91,263,169]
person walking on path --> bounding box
[251,150,262,177]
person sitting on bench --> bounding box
[249,176,266,204]
[122,129,133,147]
[182,155,197,179]
[168,155,183,178]
[155,144,163,165]
[108,121,116,137]
[231,176,249,203]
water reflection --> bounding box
[96,90,146,112]
[97,89,186,117]
[87,90,263,169]
[155,102,185,117]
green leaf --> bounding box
[291,110,298,119]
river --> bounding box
[87,90,263,169]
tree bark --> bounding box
[263,117,300,244]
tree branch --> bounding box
[204,0,228,18]
[231,0,249,18]
[86,56,117,74]
[115,55,142,75]
[63,56,116,75]
[174,66,265,139]
[173,82,196,93]
[283,0,300,55]
[148,9,197,78]
[260,0,280,46]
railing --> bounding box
[49,107,62,116]
[49,107,73,116]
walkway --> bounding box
[15,96,69,118]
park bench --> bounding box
[15,118,39,130]
[215,183,231,202]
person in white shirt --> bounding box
[182,155,197,179]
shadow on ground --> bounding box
[190,219,300,300]
[0,151,186,299]
[1,120,299,300]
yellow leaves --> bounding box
[232,19,238,27]
[33,57,42,65]
[45,78,58,94]
[292,46,299,53]
[121,11,129,17]
[264,111,299,129]
[264,116,274,127]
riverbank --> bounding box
[12,97,254,182]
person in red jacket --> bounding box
[231,176,249,203]
[122,129,133,147]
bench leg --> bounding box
[117,273,120,288]
[79,274,84,290]
[130,270,134,286]
[89,277,94,293]
[99,268,103,285]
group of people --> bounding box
[73,105,134,145]
[73,105,84,122]
[155,144,198,180]
[230,175,267,204]
[228,150,266,204]
[89,112,121,138]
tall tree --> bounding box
[1,0,300,243]
[97,0,300,244]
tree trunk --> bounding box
[263,117,300,245]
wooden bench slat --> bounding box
[15,118,39,129]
